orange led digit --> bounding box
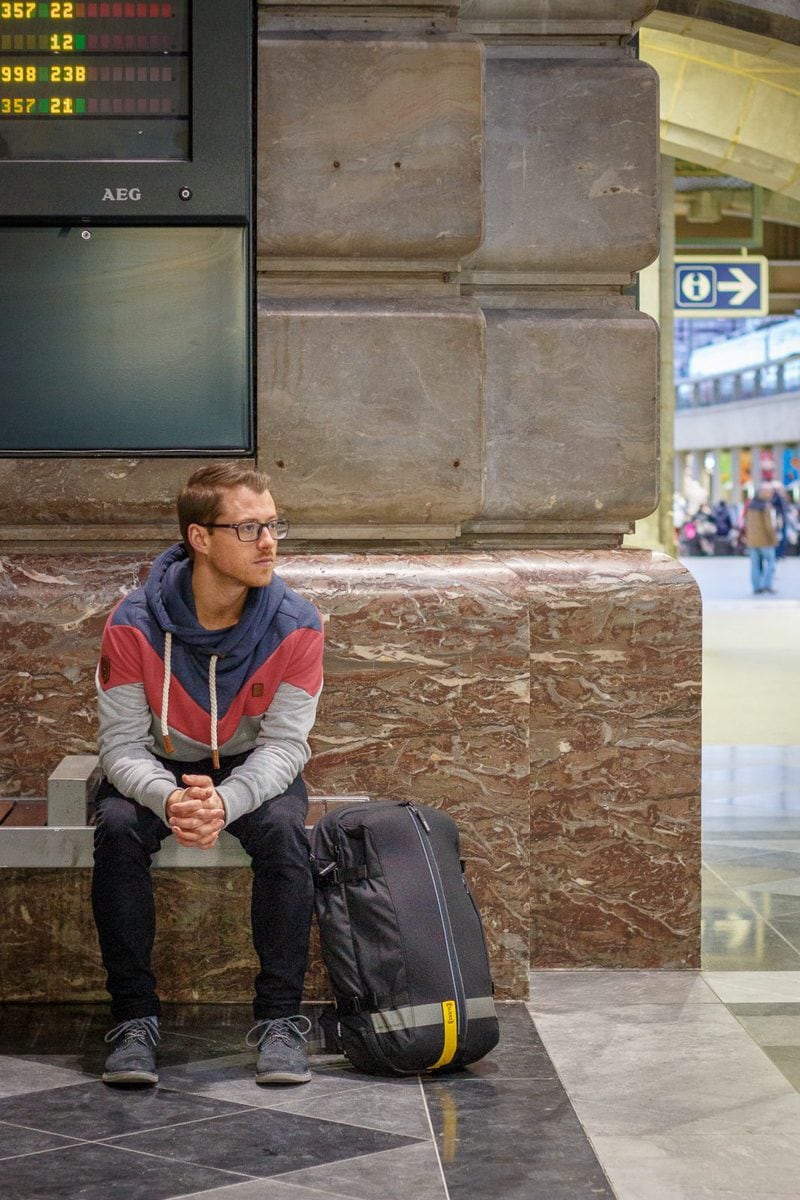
[0,0,187,158]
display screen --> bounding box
[0,225,251,454]
[0,1,189,160]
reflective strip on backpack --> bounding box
[369,994,496,1035]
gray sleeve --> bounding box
[216,680,321,825]
[96,668,178,822]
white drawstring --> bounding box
[161,633,221,768]
[161,631,174,753]
[209,653,220,769]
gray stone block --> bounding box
[257,299,485,528]
[257,36,483,263]
[468,56,659,275]
[460,0,656,29]
[46,755,102,827]
[478,306,659,524]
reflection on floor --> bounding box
[702,744,800,1101]
[3,745,800,1200]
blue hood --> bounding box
[144,543,288,662]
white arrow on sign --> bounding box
[718,267,758,307]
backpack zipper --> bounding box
[405,803,467,1059]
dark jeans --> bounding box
[91,755,314,1023]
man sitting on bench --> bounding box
[92,463,324,1087]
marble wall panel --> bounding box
[500,549,702,969]
[0,552,531,999]
[467,56,659,274]
[480,307,659,524]
[257,300,485,527]
[0,555,152,797]
[0,868,330,1004]
[0,549,701,990]
[256,36,483,262]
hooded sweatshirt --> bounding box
[96,543,324,826]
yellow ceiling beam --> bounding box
[640,26,800,200]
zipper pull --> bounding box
[406,802,431,833]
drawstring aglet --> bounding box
[163,733,174,754]
[212,749,220,769]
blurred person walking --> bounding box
[744,484,778,594]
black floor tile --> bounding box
[460,1000,561,1080]
[424,1075,615,1200]
[422,1004,615,1200]
[0,1140,243,1200]
[107,1107,422,1178]
[0,1080,253,1141]
[0,1120,82,1160]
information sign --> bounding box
[674,255,769,318]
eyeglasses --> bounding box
[203,519,290,542]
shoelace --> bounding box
[245,1015,311,1049]
[105,1017,160,1048]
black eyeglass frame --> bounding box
[203,519,290,542]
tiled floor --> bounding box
[0,1002,614,1200]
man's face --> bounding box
[194,486,280,590]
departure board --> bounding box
[0,1,189,160]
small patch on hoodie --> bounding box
[251,682,264,698]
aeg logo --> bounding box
[101,187,142,201]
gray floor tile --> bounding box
[530,975,800,1200]
[179,1182,368,1200]
[159,1058,433,1139]
[0,1055,93,1098]
[588,1128,800,1200]
[729,1013,800,1048]
[703,972,800,1005]
[273,1141,450,1200]
[759,1046,800,1092]
[530,968,717,1011]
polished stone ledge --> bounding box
[0,826,246,868]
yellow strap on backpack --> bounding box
[429,1000,458,1070]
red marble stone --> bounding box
[0,547,701,1003]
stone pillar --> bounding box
[674,450,686,497]
[752,446,763,490]
[729,447,742,507]
[0,0,702,997]
[709,451,723,504]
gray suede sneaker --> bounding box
[102,1016,159,1085]
[246,1015,312,1084]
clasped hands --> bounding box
[166,774,227,849]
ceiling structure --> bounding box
[641,3,800,314]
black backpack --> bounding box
[312,800,500,1075]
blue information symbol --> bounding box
[676,266,717,308]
